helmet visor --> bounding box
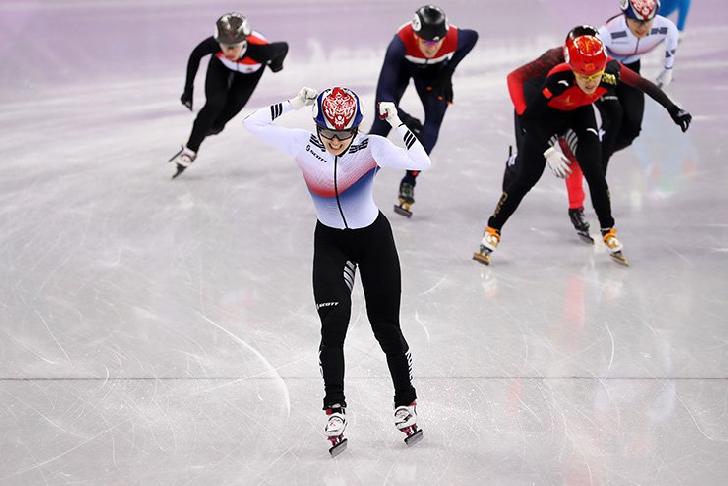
[317,125,357,141]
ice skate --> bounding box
[601,228,629,266]
[394,181,415,217]
[568,207,594,244]
[168,146,197,179]
[324,404,348,457]
[394,401,423,445]
[472,226,500,265]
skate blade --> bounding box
[393,204,412,218]
[328,437,348,457]
[609,251,629,267]
[168,149,183,163]
[404,428,424,446]
[472,252,491,265]
[171,164,186,180]
[577,232,595,244]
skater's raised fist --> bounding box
[544,147,572,178]
[378,102,402,127]
[290,87,317,110]
[669,106,691,132]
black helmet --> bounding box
[214,12,251,45]
[565,25,600,44]
[412,5,448,42]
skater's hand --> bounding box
[669,106,691,132]
[656,68,673,89]
[181,88,193,111]
[289,87,317,110]
[544,147,572,178]
[378,102,402,127]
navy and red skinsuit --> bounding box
[369,22,478,186]
[181,33,288,152]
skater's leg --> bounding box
[313,223,356,409]
[488,116,554,231]
[570,107,615,230]
[211,69,264,132]
[565,161,585,209]
[502,112,526,191]
[610,60,644,157]
[414,79,448,156]
[369,74,409,137]
[357,214,416,407]
[596,91,624,171]
[186,58,230,152]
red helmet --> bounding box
[564,35,607,76]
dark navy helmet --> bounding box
[412,5,448,41]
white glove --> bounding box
[378,102,402,128]
[656,68,673,89]
[289,87,317,110]
[544,146,572,178]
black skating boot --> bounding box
[568,207,594,244]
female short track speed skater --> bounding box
[169,12,288,179]
[502,17,685,244]
[244,87,430,456]
[474,30,691,266]
[369,5,478,216]
[557,0,681,236]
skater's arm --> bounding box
[263,41,289,72]
[184,37,217,92]
[243,100,310,157]
[375,37,407,102]
[507,47,563,115]
[447,28,478,70]
[619,64,691,131]
[521,70,570,119]
[369,103,431,171]
[619,64,675,110]
[664,19,679,71]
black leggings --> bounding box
[598,60,644,168]
[489,106,615,231]
[314,213,416,409]
[369,76,448,184]
[186,57,264,152]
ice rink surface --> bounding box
[1,0,727,484]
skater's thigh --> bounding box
[204,59,231,100]
[358,218,402,319]
[229,70,264,108]
[617,84,645,130]
[569,107,603,174]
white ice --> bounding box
[1,1,727,485]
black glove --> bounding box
[268,59,284,72]
[669,106,692,132]
[398,110,423,138]
[181,87,193,111]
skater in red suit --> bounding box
[475,27,690,266]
